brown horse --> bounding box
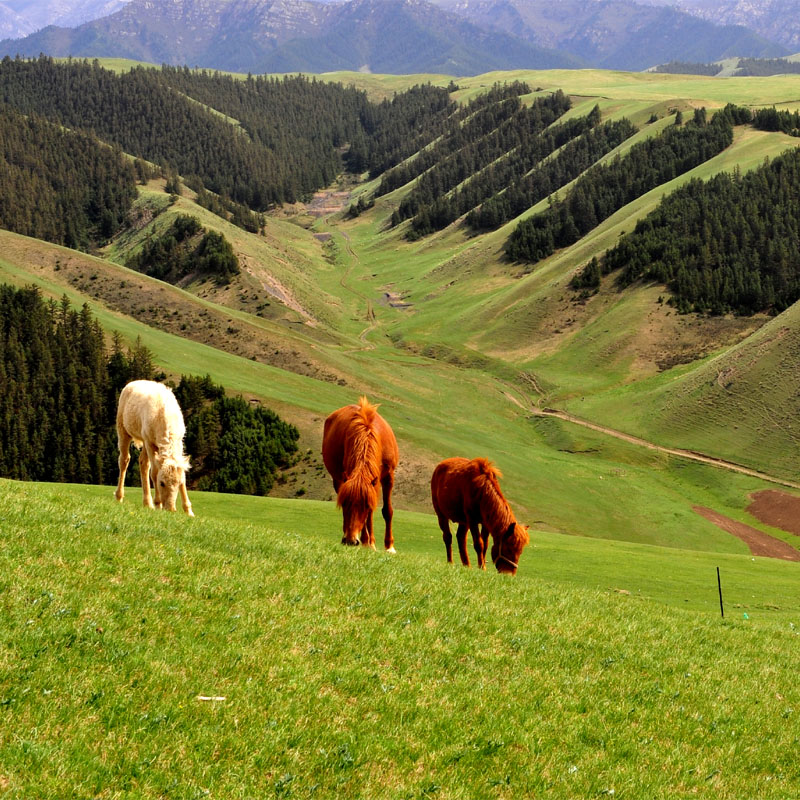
[322,396,399,550]
[431,457,529,574]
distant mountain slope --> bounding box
[0,0,584,74]
[435,0,787,70]
[641,0,800,51]
[2,0,127,38]
[0,1,28,38]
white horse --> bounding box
[115,380,194,516]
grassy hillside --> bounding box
[565,301,800,482]
[1,479,799,798]
[3,66,800,552]
[4,221,800,557]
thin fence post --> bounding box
[717,566,724,619]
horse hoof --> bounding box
[386,546,397,554]
[187,509,195,518]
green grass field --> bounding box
[1,479,799,799]
[4,65,800,798]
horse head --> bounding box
[337,473,379,546]
[156,454,191,512]
[492,521,530,575]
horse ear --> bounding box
[505,522,516,537]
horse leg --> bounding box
[139,447,155,509]
[480,524,490,568]
[150,445,163,509]
[381,472,396,553]
[456,522,470,567]
[361,512,376,549]
[179,481,194,517]
[437,515,453,563]
[470,521,486,570]
[115,430,132,503]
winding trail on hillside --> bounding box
[529,407,800,490]
[337,229,379,350]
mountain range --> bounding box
[0,0,789,74]
[637,0,800,51]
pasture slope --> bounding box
[4,225,800,559]
[2,67,800,555]
[1,479,800,798]
[3,65,800,796]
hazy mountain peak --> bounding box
[0,0,789,72]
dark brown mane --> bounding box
[431,456,529,573]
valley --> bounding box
[1,66,799,559]
[2,61,800,799]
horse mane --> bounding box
[473,458,515,536]
[161,452,191,471]
[337,396,381,514]
[152,386,190,470]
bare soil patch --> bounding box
[747,490,800,537]
[306,190,351,218]
[693,506,800,561]
[380,290,413,310]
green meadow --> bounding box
[1,479,799,799]
[3,64,800,798]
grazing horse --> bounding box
[322,396,399,550]
[115,380,194,516]
[431,457,529,574]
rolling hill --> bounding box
[1,63,800,558]
[5,60,800,800]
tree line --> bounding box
[653,58,800,78]
[374,82,535,197]
[126,214,240,285]
[0,104,137,251]
[0,285,298,492]
[346,82,457,177]
[0,57,373,210]
[505,107,735,265]
[571,147,800,315]
[653,61,723,76]
[465,115,635,232]
[392,90,574,236]
[751,106,800,137]
[734,58,800,77]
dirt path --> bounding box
[529,407,800,491]
[336,229,379,350]
[693,506,800,561]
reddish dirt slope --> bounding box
[747,490,800,537]
[693,506,800,561]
